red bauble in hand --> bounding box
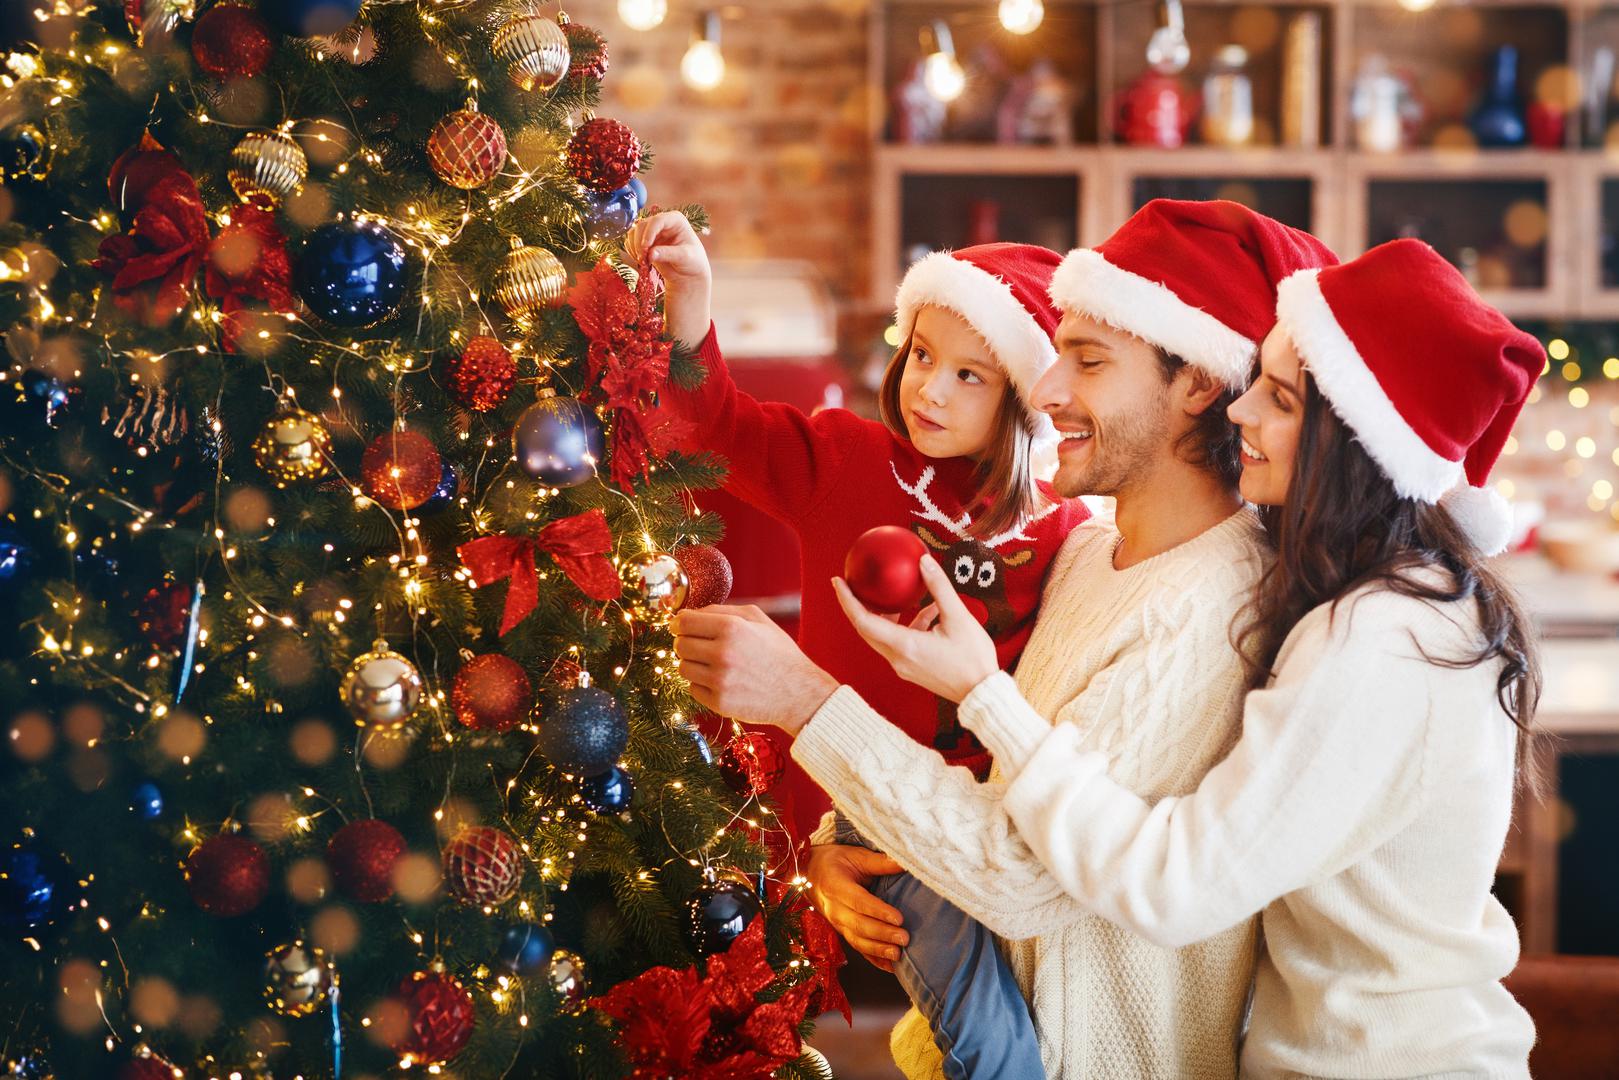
[844,525,927,613]
[446,335,517,412]
[451,654,533,732]
[718,731,786,798]
[326,818,405,902]
[394,970,476,1067]
[361,430,443,510]
[191,3,277,80]
[674,543,733,609]
[185,834,270,916]
[566,118,641,192]
[442,826,523,906]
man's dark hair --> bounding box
[1154,348,1242,489]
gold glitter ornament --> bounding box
[252,407,332,486]
[228,130,308,205]
[492,11,570,92]
[495,237,568,324]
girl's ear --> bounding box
[1178,366,1229,419]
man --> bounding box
[673,201,1336,1077]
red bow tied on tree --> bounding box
[457,509,621,635]
[204,203,295,354]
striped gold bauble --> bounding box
[228,130,307,206]
[491,11,570,93]
[495,237,568,323]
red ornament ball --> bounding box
[451,654,533,732]
[191,3,277,80]
[394,970,476,1067]
[844,525,928,614]
[566,118,642,193]
[673,543,733,609]
[442,826,523,906]
[116,1048,181,1080]
[185,834,270,916]
[136,581,193,650]
[361,429,443,510]
[107,134,187,225]
[547,656,588,690]
[446,335,517,412]
[564,21,609,83]
[718,730,787,798]
[426,109,508,190]
[326,818,405,902]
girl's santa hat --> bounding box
[895,242,1064,450]
[1274,238,1544,556]
[1049,199,1339,388]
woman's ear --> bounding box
[1177,366,1230,419]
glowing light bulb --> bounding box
[1397,0,1436,11]
[999,0,1044,34]
[923,51,966,102]
[682,12,725,91]
[618,0,667,31]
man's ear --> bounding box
[1176,366,1230,419]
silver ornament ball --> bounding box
[340,644,423,729]
[263,940,334,1016]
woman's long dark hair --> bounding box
[1235,374,1542,791]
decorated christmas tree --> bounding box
[0,1,843,1075]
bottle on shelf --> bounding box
[1201,45,1254,147]
[1470,45,1528,149]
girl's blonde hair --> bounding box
[876,330,1044,539]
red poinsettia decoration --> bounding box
[761,877,850,1024]
[204,204,295,353]
[93,169,210,327]
[590,920,815,1079]
[567,258,693,490]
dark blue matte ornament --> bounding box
[259,0,363,37]
[537,686,627,775]
[513,395,605,488]
[0,528,32,587]
[578,765,634,813]
[130,781,165,821]
[295,220,410,328]
[0,840,75,937]
[418,462,458,514]
[683,873,763,956]
[496,921,555,977]
[583,185,640,241]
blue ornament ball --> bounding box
[0,840,75,937]
[419,462,458,514]
[628,177,647,207]
[259,0,362,37]
[496,921,555,977]
[578,765,634,813]
[295,220,410,328]
[683,876,762,957]
[130,782,165,821]
[0,528,33,587]
[583,185,640,241]
[513,395,605,488]
[537,686,627,775]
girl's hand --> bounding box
[832,555,999,704]
[805,844,909,973]
[625,211,712,350]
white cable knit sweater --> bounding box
[794,511,1269,1079]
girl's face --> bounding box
[1227,326,1306,506]
[899,305,1009,460]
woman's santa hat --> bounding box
[1048,199,1338,388]
[895,242,1064,450]
[1274,238,1544,556]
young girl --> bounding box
[837,237,1542,1076]
[627,213,1087,1077]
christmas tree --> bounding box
[0,1,843,1076]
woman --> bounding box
[827,238,1544,1076]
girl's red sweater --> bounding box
[669,328,1089,840]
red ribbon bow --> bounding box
[457,509,621,635]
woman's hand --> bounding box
[833,554,999,704]
[671,605,840,734]
[624,211,711,350]
[805,844,910,973]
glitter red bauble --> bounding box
[394,970,476,1067]
[446,335,516,412]
[326,818,405,902]
[451,654,533,732]
[116,1050,181,1080]
[426,109,508,190]
[564,21,609,83]
[566,118,641,193]
[673,543,733,609]
[718,731,787,798]
[442,826,523,906]
[844,525,928,614]
[547,656,587,690]
[190,3,277,80]
[136,581,193,649]
[185,834,270,916]
[360,429,443,510]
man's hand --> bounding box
[671,605,839,734]
[833,555,1000,703]
[624,211,711,350]
[805,844,910,973]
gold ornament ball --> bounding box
[625,552,688,621]
[252,408,332,486]
[547,948,588,1014]
[228,130,308,206]
[492,12,570,93]
[340,645,423,729]
[263,940,334,1017]
[495,238,568,324]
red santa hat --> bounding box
[1049,199,1338,388]
[895,242,1064,450]
[1274,238,1544,556]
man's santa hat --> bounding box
[1048,199,1338,388]
[895,242,1063,451]
[1274,238,1544,556]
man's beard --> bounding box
[1051,390,1169,499]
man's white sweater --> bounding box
[795,510,1269,1079]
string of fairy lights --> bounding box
[1497,335,1619,521]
